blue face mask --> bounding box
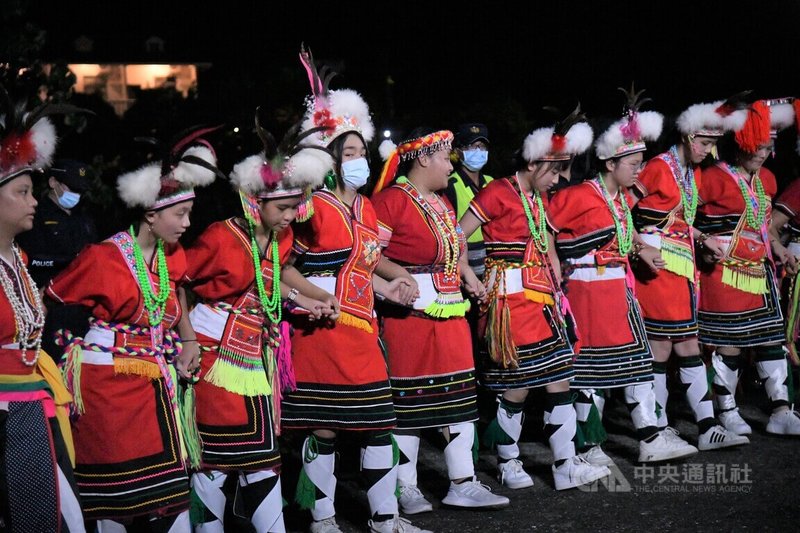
[341,157,370,190]
[57,190,81,209]
[462,149,488,171]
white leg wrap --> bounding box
[166,510,190,533]
[443,423,475,481]
[543,403,577,463]
[302,437,336,521]
[96,520,127,533]
[680,362,714,423]
[362,443,399,518]
[394,434,420,487]
[57,465,85,533]
[625,383,658,430]
[653,371,670,427]
[192,470,228,529]
[712,351,740,411]
[249,472,286,533]
[757,358,790,404]
[496,402,524,460]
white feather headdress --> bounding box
[676,92,750,137]
[523,106,593,162]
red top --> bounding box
[46,236,186,328]
[185,219,293,303]
[0,249,39,346]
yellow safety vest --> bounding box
[450,171,493,243]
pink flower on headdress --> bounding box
[620,112,641,142]
[260,161,283,188]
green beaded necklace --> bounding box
[596,175,634,256]
[734,167,768,229]
[515,174,549,253]
[249,221,282,324]
[129,225,170,327]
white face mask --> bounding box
[341,157,370,190]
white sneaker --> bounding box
[553,456,611,490]
[698,424,750,450]
[659,426,685,443]
[369,515,433,533]
[638,431,698,462]
[309,516,343,533]
[398,485,433,515]
[441,477,510,510]
[497,458,534,489]
[718,409,753,435]
[577,445,615,467]
[766,409,800,436]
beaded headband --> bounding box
[595,85,664,160]
[374,130,454,194]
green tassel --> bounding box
[179,383,203,469]
[482,418,515,450]
[295,435,319,510]
[472,422,479,463]
[580,403,607,447]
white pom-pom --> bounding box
[770,102,795,132]
[721,108,748,132]
[565,122,593,155]
[230,154,267,196]
[329,89,375,142]
[637,111,664,142]
[117,163,162,208]
[522,127,554,162]
[595,120,626,161]
[285,149,333,189]
[172,145,217,187]
[29,118,57,170]
[379,139,397,161]
[677,102,720,135]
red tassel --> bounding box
[551,134,567,154]
[735,100,771,153]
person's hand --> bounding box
[382,276,419,306]
[462,268,486,303]
[773,242,798,276]
[320,293,341,321]
[637,245,666,273]
[701,236,727,262]
[176,340,200,380]
[294,293,333,321]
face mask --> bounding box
[57,190,81,209]
[341,157,370,190]
[462,149,488,171]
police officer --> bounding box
[444,123,493,278]
[18,158,97,360]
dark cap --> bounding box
[50,159,91,193]
[454,123,490,147]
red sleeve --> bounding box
[760,167,778,198]
[469,179,502,224]
[46,242,123,314]
[775,178,800,218]
[292,195,322,256]
[633,158,669,199]
[372,187,404,246]
[547,185,586,233]
[185,222,231,285]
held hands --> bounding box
[773,242,798,276]
[700,236,726,262]
[175,340,200,380]
[637,245,666,273]
[462,268,487,303]
[382,276,419,307]
[293,293,334,321]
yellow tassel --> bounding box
[423,299,469,318]
[523,289,555,306]
[721,265,768,295]
[204,357,271,397]
[61,343,85,415]
[336,312,374,333]
[36,354,77,466]
[114,357,162,379]
[661,244,695,279]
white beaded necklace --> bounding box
[0,244,45,366]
